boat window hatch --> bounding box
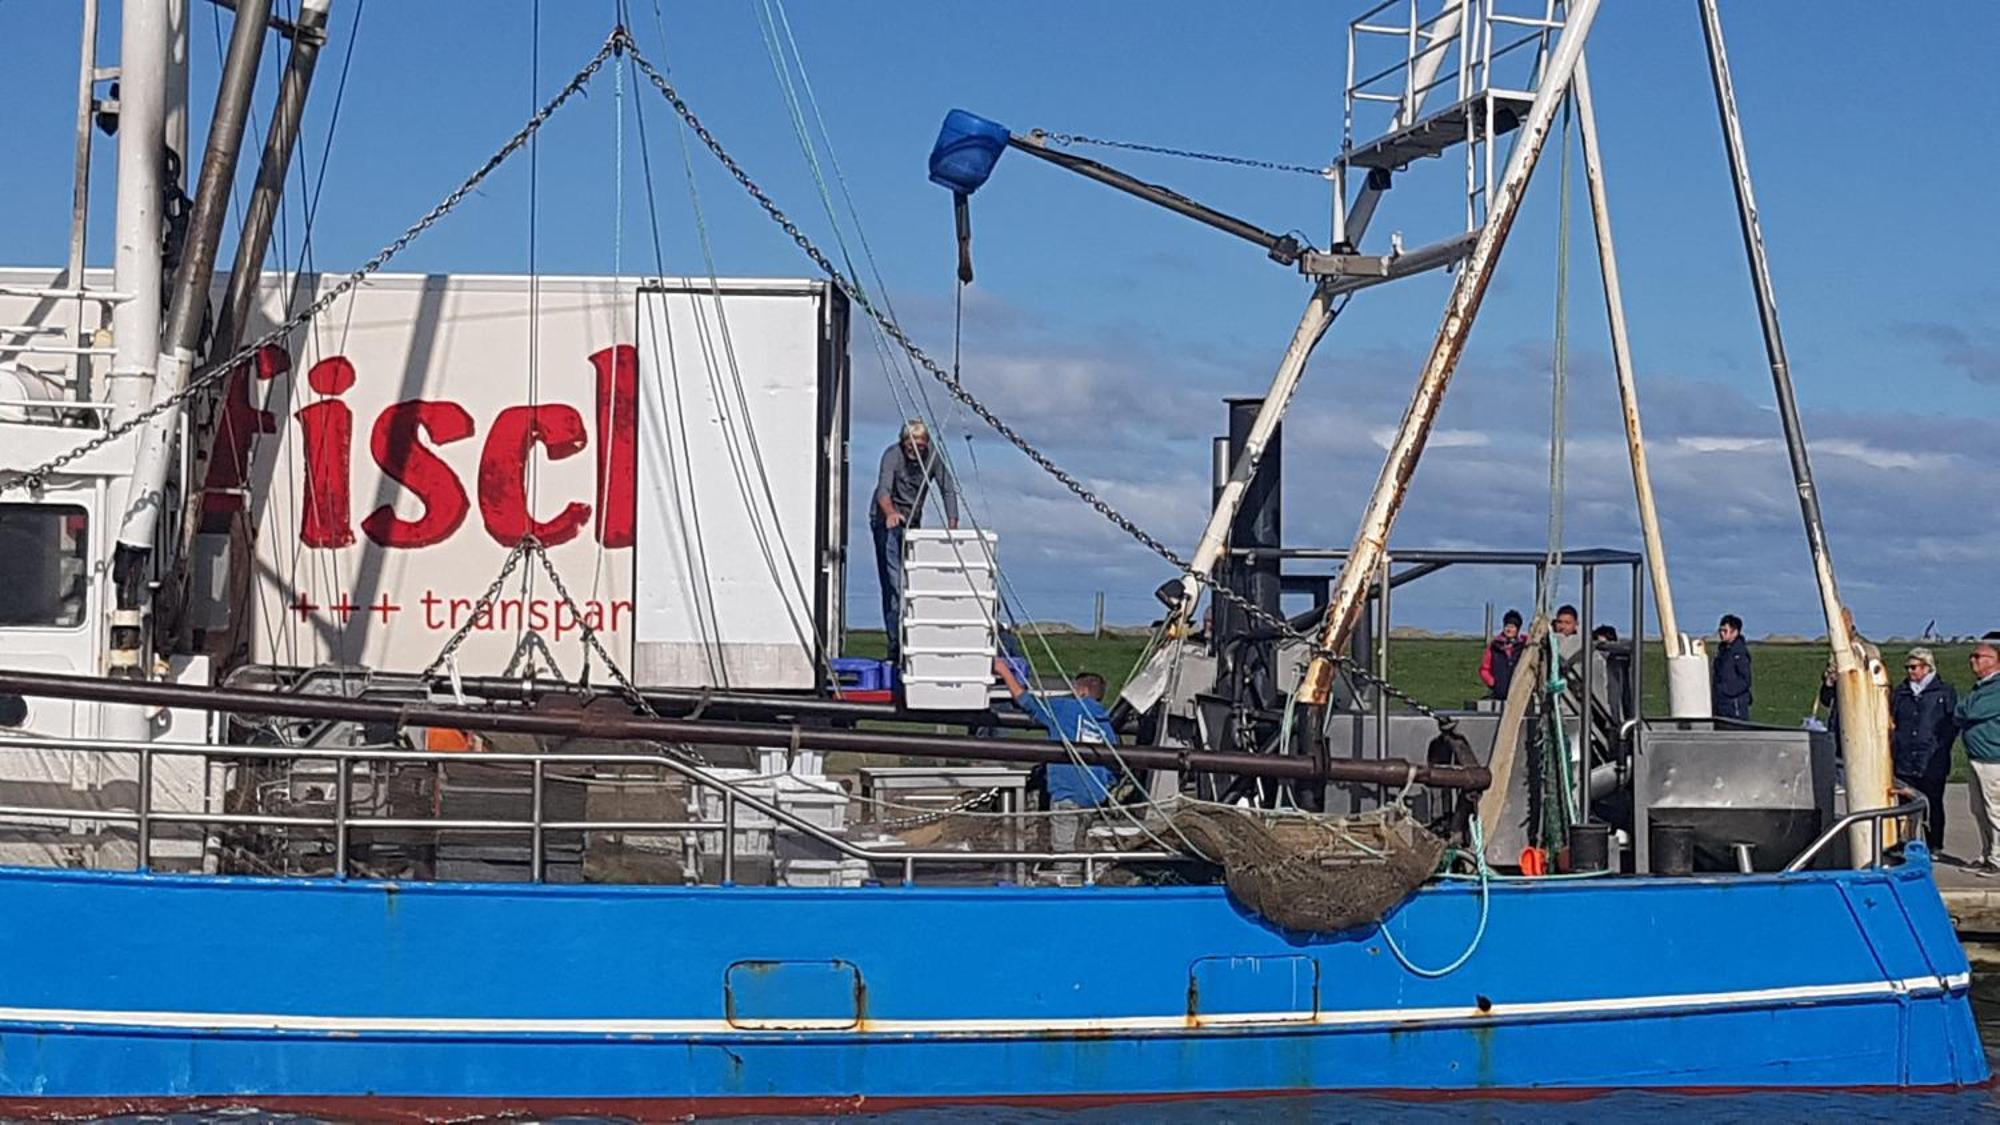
[1188,955,1319,1024]
[724,959,865,1031]
[0,503,88,628]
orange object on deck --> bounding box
[1519,847,1549,877]
[425,727,477,752]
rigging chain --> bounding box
[1035,130,1332,179]
[418,533,711,766]
[0,29,626,499]
[620,33,1451,729]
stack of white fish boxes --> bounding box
[900,528,1000,710]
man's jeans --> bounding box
[871,520,903,659]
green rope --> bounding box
[1545,632,1579,827]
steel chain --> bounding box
[527,544,652,714]
[504,627,569,683]
[525,543,711,767]
[621,37,1449,729]
[1034,129,1331,178]
[420,533,709,765]
[868,785,1002,831]
[0,30,625,498]
[419,539,533,678]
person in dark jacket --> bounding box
[1479,609,1526,699]
[1711,614,1753,721]
[1892,647,1958,852]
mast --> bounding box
[1696,0,1892,852]
[110,0,274,676]
[97,0,172,741]
[1571,56,1708,717]
[106,0,169,440]
[1299,0,1605,704]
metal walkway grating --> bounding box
[1342,90,1536,171]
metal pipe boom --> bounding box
[0,671,1493,791]
[1004,134,1303,264]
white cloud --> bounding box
[1368,426,1491,451]
[843,296,2000,635]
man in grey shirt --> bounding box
[871,419,959,660]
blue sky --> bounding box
[4,1,1996,639]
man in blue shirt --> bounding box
[992,657,1118,864]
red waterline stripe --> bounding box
[0,1082,1987,1122]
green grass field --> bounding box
[848,630,1985,774]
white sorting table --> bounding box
[855,766,1032,823]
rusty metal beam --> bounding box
[0,670,1492,791]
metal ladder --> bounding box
[1335,0,1566,244]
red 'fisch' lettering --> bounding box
[291,344,639,550]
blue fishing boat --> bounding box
[0,0,1983,1115]
[0,841,1979,1117]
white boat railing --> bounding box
[0,734,1175,886]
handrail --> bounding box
[0,286,133,303]
[0,734,1177,886]
[1782,793,1928,873]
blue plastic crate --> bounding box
[831,657,894,693]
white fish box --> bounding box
[754,747,831,779]
[903,528,998,568]
[776,784,849,833]
[902,593,996,627]
[695,771,776,857]
[906,650,994,683]
[779,857,873,888]
[903,678,993,711]
[902,563,998,597]
[902,621,994,653]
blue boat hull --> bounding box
[0,845,1982,1115]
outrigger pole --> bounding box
[0,670,1493,792]
[1570,57,1710,718]
[1696,0,1894,855]
[1299,0,1605,705]
[165,0,335,649]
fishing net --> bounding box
[1166,802,1447,934]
